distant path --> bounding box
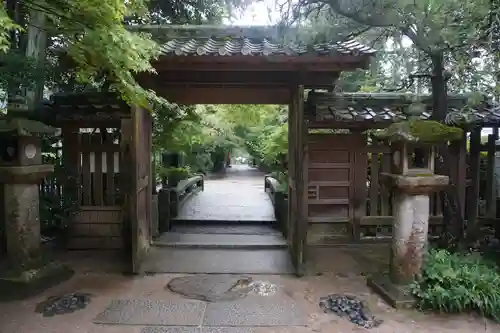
[174,164,276,222]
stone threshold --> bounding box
[154,232,287,249]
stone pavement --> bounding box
[0,250,498,333]
[174,165,275,222]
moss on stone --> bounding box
[375,120,463,143]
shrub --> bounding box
[410,249,500,320]
[159,167,191,187]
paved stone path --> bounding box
[174,165,276,222]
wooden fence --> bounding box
[304,129,499,244]
[39,128,124,250]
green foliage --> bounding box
[39,193,78,235]
[153,103,289,176]
[261,123,288,167]
[269,170,289,193]
[410,249,500,320]
[0,0,165,107]
[228,105,288,171]
[158,166,191,179]
[286,0,500,98]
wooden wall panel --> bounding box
[68,206,123,250]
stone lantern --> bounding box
[367,114,463,308]
[0,96,72,298]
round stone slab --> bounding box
[166,275,255,302]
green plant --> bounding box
[159,166,191,187]
[159,166,191,178]
[39,194,78,236]
[410,249,500,320]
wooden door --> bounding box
[307,132,365,242]
[288,85,307,276]
[128,106,152,274]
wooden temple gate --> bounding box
[137,25,377,274]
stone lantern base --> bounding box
[367,173,449,309]
[0,164,73,301]
[0,260,74,301]
[367,274,416,308]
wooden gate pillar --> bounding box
[288,85,308,276]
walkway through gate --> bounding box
[143,164,295,274]
[174,165,275,222]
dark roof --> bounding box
[160,37,375,57]
[306,92,500,126]
[33,92,130,124]
[131,25,376,57]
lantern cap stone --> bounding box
[374,120,463,143]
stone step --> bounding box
[154,232,287,249]
[142,247,294,274]
[171,224,281,235]
[172,219,276,225]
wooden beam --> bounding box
[361,216,444,225]
[485,128,498,218]
[155,86,291,104]
[138,71,340,88]
[151,55,371,72]
[467,128,481,231]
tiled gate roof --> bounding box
[133,25,376,57]
[306,92,500,126]
[160,37,376,57]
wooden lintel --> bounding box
[155,86,291,104]
[151,55,371,72]
[137,70,340,88]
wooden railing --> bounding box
[157,175,204,232]
[264,175,288,237]
[170,175,205,217]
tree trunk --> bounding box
[430,53,447,122]
[429,52,466,250]
[25,9,47,108]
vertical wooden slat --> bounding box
[92,132,104,205]
[369,150,380,216]
[380,151,391,215]
[105,130,116,205]
[62,126,81,203]
[435,192,442,216]
[429,151,436,214]
[451,134,468,218]
[486,129,497,218]
[467,128,482,230]
[353,132,367,241]
[81,133,92,205]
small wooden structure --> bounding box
[36,92,153,274]
[304,92,500,245]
